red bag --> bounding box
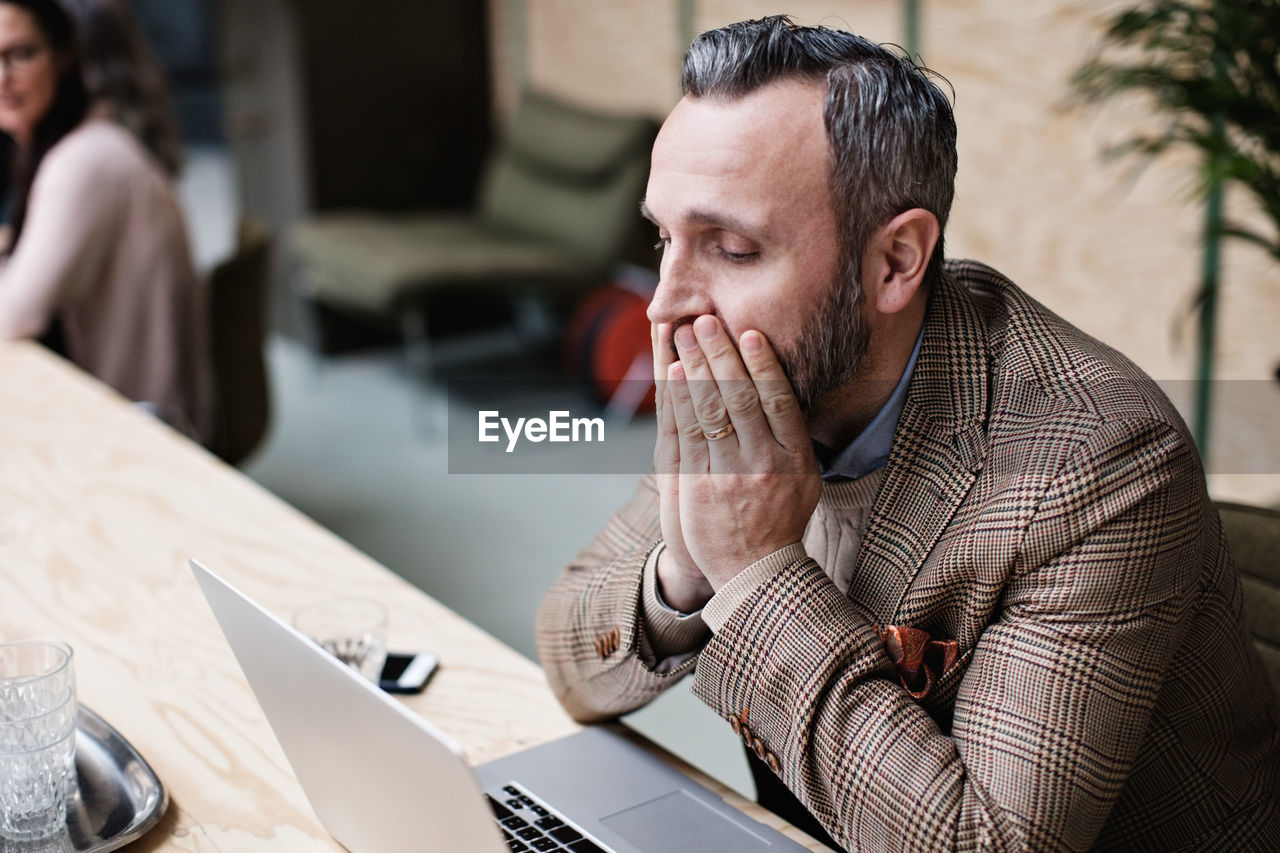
[563,282,656,418]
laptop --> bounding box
[190,559,809,853]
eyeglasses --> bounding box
[0,42,46,76]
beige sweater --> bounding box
[0,118,212,443]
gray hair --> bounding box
[682,16,957,293]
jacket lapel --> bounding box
[850,269,990,621]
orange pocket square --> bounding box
[876,624,959,699]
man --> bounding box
[536,16,1279,852]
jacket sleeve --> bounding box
[0,134,126,340]
[536,473,709,723]
[690,418,1206,852]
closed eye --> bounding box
[718,248,758,264]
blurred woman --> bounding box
[0,0,211,442]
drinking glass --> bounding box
[292,598,388,683]
[0,641,77,842]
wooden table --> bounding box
[0,341,822,851]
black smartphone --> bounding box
[378,651,439,694]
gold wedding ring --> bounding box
[703,421,736,441]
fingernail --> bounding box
[675,325,696,350]
[742,331,763,354]
[694,315,718,341]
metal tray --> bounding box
[1,705,169,852]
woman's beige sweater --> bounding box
[0,117,212,442]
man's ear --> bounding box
[862,209,939,315]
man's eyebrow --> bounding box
[638,201,766,238]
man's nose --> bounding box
[646,252,711,325]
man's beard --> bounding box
[775,270,869,416]
[661,270,868,417]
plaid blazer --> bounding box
[536,260,1280,852]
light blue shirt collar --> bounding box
[816,324,925,482]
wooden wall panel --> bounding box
[526,1,682,116]
[697,0,900,45]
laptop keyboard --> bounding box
[488,783,610,853]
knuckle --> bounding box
[760,393,792,419]
[721,384,758,413]
[675,409,704,440]
[694,398,727,424]
[706,337,738,364]
[787,449,816,474]
[679,346,706,371]
[716,473,744,493]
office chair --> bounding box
[1216,501,1280,692]
[289,89,658,383]
[208,218,273,466]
